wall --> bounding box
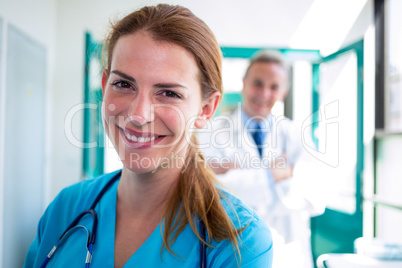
[376,136,402,242]
[0,0,57,204]
[0,0,57,266]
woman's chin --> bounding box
[122,161,159,174]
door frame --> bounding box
[310,40,365,261]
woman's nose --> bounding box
[128,93,154,127]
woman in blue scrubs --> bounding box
[24,4,273,267]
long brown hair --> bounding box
[103,4,243,262]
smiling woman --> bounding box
[23,4,273,268]
[102,31,204,167]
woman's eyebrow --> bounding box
[110,70,187,90]
[154,83,188,90]
[111,70,136,82]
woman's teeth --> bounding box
[124,131,157,143]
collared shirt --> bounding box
[241,109,273,148]
[241,108,275,186]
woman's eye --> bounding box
[161,90,181,99]
[111,80,132,90]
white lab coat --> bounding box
[198,108,326,268]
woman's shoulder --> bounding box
[55,170,120,205]
[46,170,120,219]
[219,188,267,227]
[210,188,273,266]
[220,188,272,241]
[23,171,121,267]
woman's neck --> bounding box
[117,166,180,219]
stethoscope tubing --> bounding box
[40,171,121,267]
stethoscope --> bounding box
[40,170,207,268]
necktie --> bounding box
[252,123,264,157]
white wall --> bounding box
[376,137,402,242]
[0,0,57,45]
[0,0,57,266]
[0,0,57,204]
[341,0,374,49]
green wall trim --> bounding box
[220,46,321,61]
[356,40,365,213]
[319,40,364,63]
[83,32,104,179]
[83,32,91,178]
[312,63,320,147]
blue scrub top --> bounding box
[24,170,273,267]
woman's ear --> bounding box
[101,69,108,96]
[195,91,221,129]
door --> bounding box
[310,40,364,261]
[2,24,47,268]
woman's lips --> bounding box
[118,127,165,149]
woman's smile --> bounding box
[119,127,166,149]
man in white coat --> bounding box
[198,51,325,268]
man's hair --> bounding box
[244,50,288,78]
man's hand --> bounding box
[271,154,293,182]
[208,160,236,175]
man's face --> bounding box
[242,62,288,119]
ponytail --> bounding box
[162,134,244,264]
